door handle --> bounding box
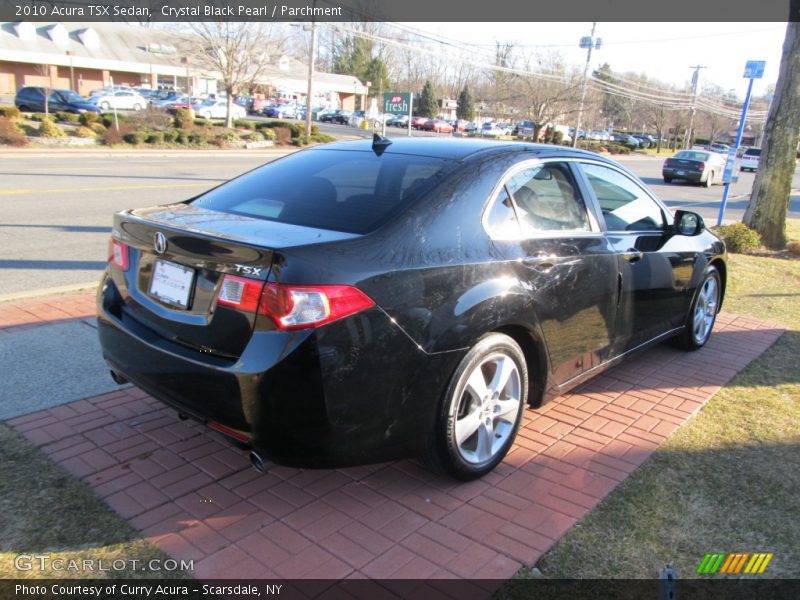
[522,258,555,273]
[622,248,644,263]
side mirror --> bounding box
[674,210,704,236]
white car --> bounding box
[740,147,761,172]
[91,90,148,111]
[192,99,247,120]
[480,122,513,137]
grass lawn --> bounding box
[0,423,185,579]
[516,219,800,580]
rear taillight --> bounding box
[108,238,129,271]
[261,283,375,330]
[216,276,375,330]
[698,162,705,171]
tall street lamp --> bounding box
[573,23,602,148]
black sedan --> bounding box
[97,138,726,480]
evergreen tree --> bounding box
[457,84,475,121]
[418,80,438,118]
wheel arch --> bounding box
[492,324,549,408]
[708,257,727,309]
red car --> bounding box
[411,116,430,129]
[423,119,454,133]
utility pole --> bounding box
[573,22,602,148]
[684,65,706,148]
[305,13,317,137]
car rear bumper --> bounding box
[663,167,703,182]
[97,274,460,468]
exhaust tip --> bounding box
[249,451,267,473]
[109,370,129,385]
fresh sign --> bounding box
[383,92,412,115]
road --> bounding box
[1,145,798,298]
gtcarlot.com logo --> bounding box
[697,552,773,575]
[14,554,193,572]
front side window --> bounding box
[579,163,665,232]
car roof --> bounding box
[311,137,613,163]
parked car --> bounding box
[515,120,536,138]
[463,122,478,133]
[91,90,150,111]
[192,99,247,120]
[614,134,640,148]
[740,147,761,172]
[663,149,727,186]
[709,143,731,156]
[411,116,430,129]
[264,103,298,119]
[386,114,409,127]
[422,118,453,133]
[14,87,99,114]
[89,85,134,98]
[632,134,655,148]
[97,140,727,479]
[319,109,351,124]
[481,122,513,137]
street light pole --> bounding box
[684,65,706,149]
[573,22,601,148]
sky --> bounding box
[402,22,787,100]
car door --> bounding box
[484,160,618,384]
[575,161,695,352]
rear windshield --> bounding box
[190,149,452,234]
[744,148,761,156]
[675,151,710,161]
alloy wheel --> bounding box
[692,275,718,344]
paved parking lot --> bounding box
[1,292,784,580]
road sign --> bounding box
[383,92,412,115]
[722,147,740,184]
[743,61,766,79]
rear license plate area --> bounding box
[149,259,195,309]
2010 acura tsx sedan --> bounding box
[97,137,726,480]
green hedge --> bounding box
[0,106,21,119]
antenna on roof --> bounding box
[372,133,392,156]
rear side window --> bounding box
[191,150,452,234]
[744,148,761,157]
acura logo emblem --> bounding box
[154,232,167,254]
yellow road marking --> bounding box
[0,182,211,196]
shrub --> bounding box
[128,107,172,131]
[145,131,164,144]
[37,118,66,138]
[89,122,107,134]
[173,108,194,129]
[30,112,57,122]
[552,131,563,145]
[215,130,238,143]
[714,223,762,253]
[74,126,97,138]
[233,119,255,130]
[162,129,178,143]
[100,113,127,128]
[787,241,800,256]
[193,118,210,127]
[55,111,80,123]
[259,127,276,141]
[79,111,99,126]
[123,131,146,145]
[242,131,265,142]
[0,117,28,146]
[255,120,303,138]
[187,130,207,145]
[310,133,335,144]
[101,123,133,145]
[0,106,21,120]
[173,129,190,144]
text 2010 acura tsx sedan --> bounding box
[97,137,726,480]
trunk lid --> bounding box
[113,203,358,359]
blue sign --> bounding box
[722,147,739,184]
[743,61,766,79]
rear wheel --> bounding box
[133,103,142,111]
[203,112,212,120]
[425,333,528,480]
[663,176,672,183]
[674,266,721,350]
[704,171,715,187]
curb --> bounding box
[0,282,98,304]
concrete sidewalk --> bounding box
[0,291,786,580]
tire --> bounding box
[704,171,714,188]
[133,104,142,111]
[101,102,110,111]
[203,112,212,120]
[425,333,528,480]
[673,266,721,351]
[663,176,672,183]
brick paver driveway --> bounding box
[2,293,784,580]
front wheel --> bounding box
[425,333,528,480]
[101,101,111,111]
[674,266,721,351]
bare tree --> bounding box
[187,23,285,128]
[35,64,55,116]
[744,21,800,248]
